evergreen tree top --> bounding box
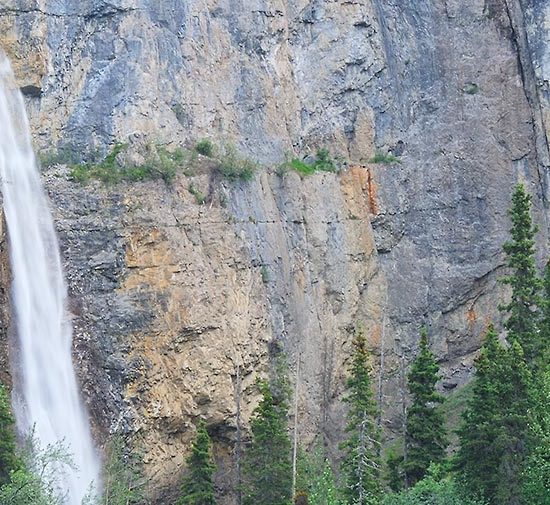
[178,421,216,505]
[407,328,443,405]
[500,183,542,364]
[343,328,377,419]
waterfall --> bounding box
[0,53,100,503]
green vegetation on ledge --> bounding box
[69,144,193,185]
[369,152,401,164]
[279,148,338,176]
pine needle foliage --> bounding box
[340,328,381,505]
[455,325,531,505]
[500,184,542,364]
[178,422,217,505]
[242,380,292,505]
[404,329,447,486]
[522,366,550,504]
[536,260,550,369]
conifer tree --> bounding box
[341,328,381,505]
[178,422,217,505]
[403,329,447,486]
[536,260,550,367]
[0,383,19,485]
[384,448,404,493]
[501,183,542,364]
[522,366,550,504]
[242,380,292,505]
[455,325,531,505]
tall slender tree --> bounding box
[455,325,531,505]
[403,328,447,486]
[340,328,381,505]
[178,422,217,505]
[242,379,292,505]
[500,183,542,365]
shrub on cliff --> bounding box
[216,144,257,181]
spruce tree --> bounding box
[340,328,381,505]
[522,366,550,504]
[501,183,542,364]
[0,383,19,485]
[536,260,550,367]
[403,328,447,486]
[242,380,292,505]
[178,422,217,505]
[455,325,531,505]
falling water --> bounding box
[0,53,100,503]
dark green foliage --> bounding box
[195,139,214,157]
[216,144,256,181]
[100,436,146,505]
[385,448,404,493]
[242,380,292,505]
[340,328,381,505]
[382,471,486,505]
[500,183,542,364]
[313,148,337,172]
[369,153,400,164]
[0,383,19,486]
[522,366,550,504]
[537,261,550,369]
[404,329,447,486]
[455,326,531,505]
[178,422,216,505]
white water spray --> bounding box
[0,53,100,503]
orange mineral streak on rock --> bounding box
[467,307,477,330]
[340,165,378,218]
[366,167,378,216]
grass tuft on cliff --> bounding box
[278,148,338,176]
[369,152,401,164]
[69,144,196,185]
[215,144,257,182]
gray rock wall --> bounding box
[1,0,550,502]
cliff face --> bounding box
[43,164,384,502]
[1,0,550,502]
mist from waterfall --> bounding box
[0,53,100,503]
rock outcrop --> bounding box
[1,0,550,502]
[43,163,384,502]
